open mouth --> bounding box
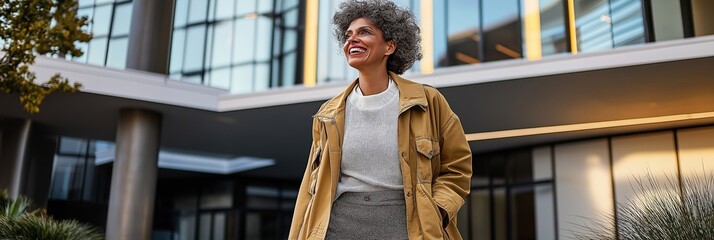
[349,47,366,55]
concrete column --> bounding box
[0,119,32,199]
[106,109,162,240]
[125,0,175,74]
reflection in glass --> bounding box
[232,65,254,93]
[611,0,645,47]
[174,0,189,28]
[215,0,235,20]
[178,215,196,240]
[573,0,613,52]
[510,186,536,239]
[538,0,567,56]
[233,19,256,64]
[210,67,231,89]
[246,186,279,209]
[493,188,506,240]
[446,0,481,66]
[483,0,522,61]
[170,29,186,73]
[198,213,211,240]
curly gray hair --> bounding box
[332,0,423,74]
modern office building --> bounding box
[1,0,713,239]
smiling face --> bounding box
[342,18,395,72]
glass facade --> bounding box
[155,179,298,240]
[73,0,133,69]
[49,137,114,203]
[169,0,302,93]
[464,147,555,239]
[572,0,645,52]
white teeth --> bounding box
[349,48,366,54]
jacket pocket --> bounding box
[308,146,321,195]
[416,137,440,159]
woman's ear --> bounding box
[386,40,396,56]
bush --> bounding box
[573,172,714,240]
[0,190,103,240]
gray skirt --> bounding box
[325,190,408,240]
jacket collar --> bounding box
[315,71,428,118]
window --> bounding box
[169,0,302,93]
[73,0,133,69]
[464,146,555,240]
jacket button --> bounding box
[364,196,370,201]
[401,152,405,158]
[406,191,411,198]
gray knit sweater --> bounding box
[335,79,403,201]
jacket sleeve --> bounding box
[432,92,473,226]
[288,117,321,239]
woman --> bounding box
[289,0,472,239]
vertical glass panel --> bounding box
[170,29,186,74]
[493,188,507,240]
[255,17,273,61]
[508,148,533,184]
[92,5,113,36]
[651,0,685,41]
[213,213,226,240]
[199,213,211,240]
[59,137,88,155]
[610,0,644,47]
[50,156,81,200]
[87,37,108,65]
[200,181,233,209]
[236,0,257,16]
[183,73,203,84]
[246,186,279,209]
[81,156,97,201]
[174,0,189,28]
[534,184,556,240]
[233,19,256,63]
[554,138,613,239]
[676,126,714,180]
[257,0,273,13]
[183,25,207,72]
[215,0,235,20]
[691,0,714,36]
[211,21,234,68]
[471,189,491,239]
[284,8,298,27]
[447,0,481,66]
[611,132,679,220]
[433,0,447,67]
[111,3,133,36]
[573,0,613,52]
[281,53,296,87]
[532,146,553,181]
[188,0,209,23]
[538,0,567,56]
[209,67,231,89]
[232,65,254,93]
[483,0,522,61]
[95,0,113,4]
[245,213,278,240]
[510,186,536,239]
[254,63,270,92]
[178,215,196,240]
[281,24,299,51]
[473,153,490,187]
[106,37,128,69]
[272,27,283,56]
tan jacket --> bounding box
[289,72,472,240]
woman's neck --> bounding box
[357,68,389,96]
